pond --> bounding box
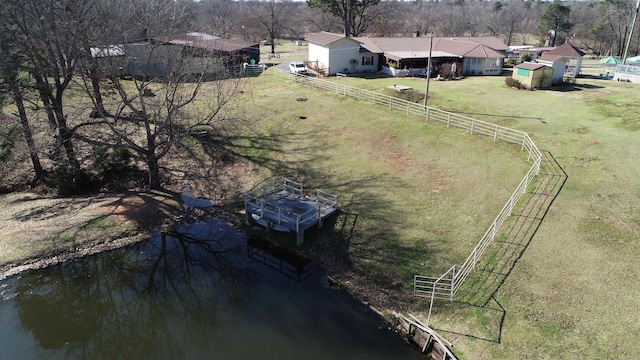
[0,218,424,359]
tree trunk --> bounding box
[147,151,161,190]
[89,69,107,117]
[52,103,80,172]
[32,70,80,172]
[344,8,352,37]
[11,77,44,180]
[33,74,58,132]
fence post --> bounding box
[451,266,456,301]
[447,113,451,127]
[471,119,475,134]
[494,126,498,142]
[407,102,410,115]
[427,283,436,327]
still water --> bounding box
[0,218,422,359]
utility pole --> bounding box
[423,32,434,109]
[622,0,640,63]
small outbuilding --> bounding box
[536,54,568,85]
[543,42,585,79]
[512,62,553,89]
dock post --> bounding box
[296,230,305,246]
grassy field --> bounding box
[240,65,640,359]
[2,54,637,358]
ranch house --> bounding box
[305,32,508,77]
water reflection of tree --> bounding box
[14,219,257,359]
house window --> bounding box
[362,56,373,66]
[488,58,500,70]
[517,68,529,77]
[463,58,483,74]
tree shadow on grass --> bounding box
[244,173,445,310]
[427,150,567,343]
[0,190,186,279]
[8,191,181,227]
[172,128,332,202]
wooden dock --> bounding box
[244,178,338,245]
[397,313,457,360]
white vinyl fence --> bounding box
[275,69,542,305]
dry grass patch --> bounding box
[0,191,182,277]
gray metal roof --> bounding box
[545,43,586,57]
[306,32,361,46]
[306,32,508,60]
[152,32,258,53]
[515,62,549,70]
[354,35,507,59]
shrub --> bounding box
[92,145,134,177]
[47,164,97,196]
[521,53,533,62]
[0,126,18,163]
[505,77,527,90]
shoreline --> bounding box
[0,232,149,281]
[0,191,428,356]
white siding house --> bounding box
[306,32,379,75]
[308,32,509,78]
[536,54,566,85]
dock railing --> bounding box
[244,177,339,233]
[244,177,303,227]
[275,69,543,304]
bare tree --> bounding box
[401,1,439,37]
[432,1,475,37]
[195,0,241,39]
[306,0,381,37]
[351,0,399,36]
[73,0,246,190]
[501,2,527,46]
[0,11,44,181]
[245,0,295,54]
[519,1,544,45]
[581,0,638,57]
[303,7,343,34]
[2,0,90,173]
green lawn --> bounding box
[239,67,640,359]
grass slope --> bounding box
[247,66,640,359]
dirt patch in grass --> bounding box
[0,191,183,279]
